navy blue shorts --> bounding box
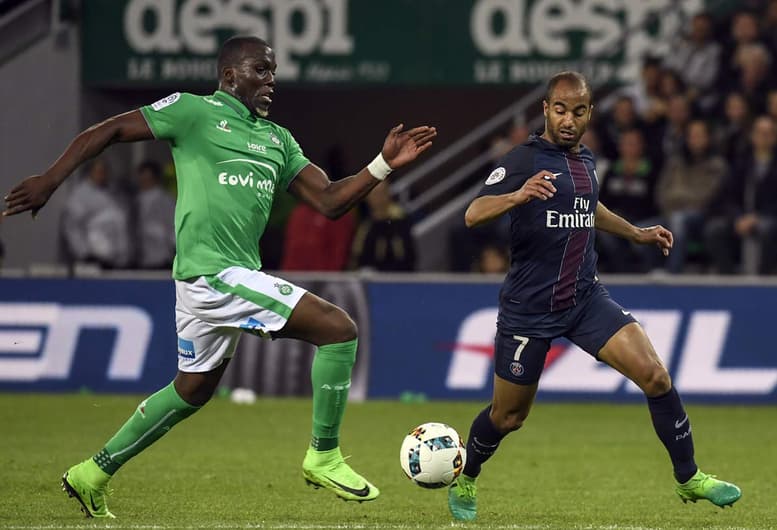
[494,283,636,385]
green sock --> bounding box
[92,382,200,475]
[310,338,357,452]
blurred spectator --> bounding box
[729,43,773,114]
[350,181,416,272]
[765,0,777,56]
[656,120,727,273]
[663,12,721,111]
[618,56,664,123]
[450,119,522,271]
[488,117,530,162]
[281,202,355,271]
[717,92,753,165]
[260,188,296,270]
[280,145,356,271]
[134,160,176,269]
[264,147,346,270]
[581,129,609,180]
[61,159,131,269]
[766,88,777,122]
[721,11,762,81]
[597,95,643,160]
[705,116,777,274]
[507,119,530,146]
[597,129,660,272]
[657,68,686,102]
[659,94,692,163]
[475,243,509,274]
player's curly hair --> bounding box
[544,71,593,105]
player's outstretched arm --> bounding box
[465,170,557,228]
[3,110,152,218]
[595,202,673,256]
[288,124,436,219]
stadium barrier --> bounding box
[1,274,775,403]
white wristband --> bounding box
[367,152,393,181]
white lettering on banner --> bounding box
[445,308,777,395]
[675,311,777,394]
[123,0,353,80]
[0,330,42,353]
[471,0,531,55]
[470,0,702,82]
[0,303,152,382]
[445,308,498,389]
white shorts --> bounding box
[175,266,307,372]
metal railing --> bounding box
[398,0,745,270]
[391,83,546,215]
[0,0,51,65]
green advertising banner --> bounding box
[82,0,710,87]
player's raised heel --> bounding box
[302,447,379,502]
[676,470,741,508]
[448,474,478,521]
[61,460,115,518]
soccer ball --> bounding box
[399,422,466,489]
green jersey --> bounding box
[140,90,310,280]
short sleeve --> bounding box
[140,92,199,142]
[476,145,535,198]
[279,128,311,189]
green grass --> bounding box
[0,394,775,529]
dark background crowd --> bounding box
[456,4,777,276]
[589,6,777,275]
[26,3,777,276]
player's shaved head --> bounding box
[217,36,270,80]
[542,71,593,150]
[217,36,276,118]
[545,71,593,106]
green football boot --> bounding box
[302,447,379,502]
[676,470,741,507]
[448,474,477,521]
[61,459,115,518]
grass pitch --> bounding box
[0,394,774,529]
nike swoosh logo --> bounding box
[89,493,99,513]
[621,309,631,316]
[324,476,371,497]
[675,414,689,429]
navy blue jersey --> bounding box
[477,134,599,321]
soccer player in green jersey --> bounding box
[2,36,436,518]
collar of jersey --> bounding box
[529,132,563,152]
[529,132,586,156]
[212,90,256,121]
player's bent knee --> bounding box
[491,409,529,433]
[328,309,358,344]
[174,379,214,407]
[641,366,672,397]
[174,366,226,407]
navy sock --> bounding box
[462,405,507,478]
[647,386,697,483]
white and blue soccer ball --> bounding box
[399,422,466,489]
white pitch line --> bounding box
[0,522,773,530]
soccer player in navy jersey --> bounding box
[447,71,741,521]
